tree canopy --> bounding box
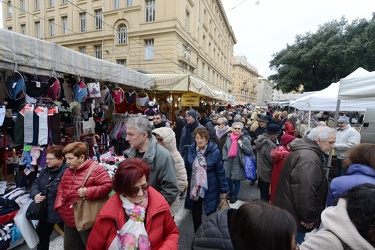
[269,13,375,93]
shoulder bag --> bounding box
[74,164,108,232]
[26,171,57,220]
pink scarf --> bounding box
[228,132,241,157]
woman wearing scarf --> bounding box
[178,109,203,158]
[223,122,253,204]
[184,127,229,232]
[87,158,179,250]
[214,117,232,154]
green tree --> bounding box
[269,14,375,93]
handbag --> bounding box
[26,172,57,220]
[217,197,230,211]
[74,164,108,232]
[244,154,257,180]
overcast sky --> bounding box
[1,1,373,79]
[222,0,374,78]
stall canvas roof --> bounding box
[0,29,153,89]
[150,74,228,101]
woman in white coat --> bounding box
[153,127,187,216]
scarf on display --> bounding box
[116,194,150,250]
[184,120,199,146]
[190,147,208,201]
[216,125,229,139]
[228,132,241,158]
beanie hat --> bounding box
[229,112,235,118]
[265,124,281,135]
[187,109,197,120]
[281,134,296,147]
[337,116,349,124]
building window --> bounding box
[118,24,127,44]
[49,0,54,7]
[117,59,127,66]
[35,0,40,10]
[35,22,40,39]
[62,0,67,3]
[8,27,12,31]
[185,10,190,31]
[80,13,86,32]
[144,39,154,60]
[94,45,102,59]
[20,24,26,35]
[79,46,86,54]
[145,0,155,22]
[95,9,102,30]
[114,0,119,9]
[62,16,68,35]
[49,19,55,37]
[127,0,132,6]
[20,0,25,13]
[7,1,12,17]
[202,35,205,50]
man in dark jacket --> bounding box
[205,114,218,141]
[255,124,279,201]
[273,126,336,245]
[178,109,203,157]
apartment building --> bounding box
[2,0,236,93]
[257,77,274,106]
[231,55,259,104]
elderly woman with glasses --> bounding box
[222,122,253,204]
[87,158,179,250]
[30,145,68,250]
[184,127,229,232]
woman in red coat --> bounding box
[87,158,179,250]
[270,134,297,204]
[55,142,112,250]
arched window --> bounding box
[7,1,13,17]
[118,24,127,44]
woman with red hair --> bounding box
[87,158,179,250]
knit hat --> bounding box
[187,109,197,120]
[281,134,296,147]
[337,116,349,124]
[265,124,281,135]
[228,112,235,118]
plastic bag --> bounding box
[244,154,257,180]
[14,199,39,248]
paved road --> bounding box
[12,180,260,250]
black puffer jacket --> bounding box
[192,208,235,250]
[30,163,68,223]
[273,138,328,232]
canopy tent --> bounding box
[338,70,375,101]
[150,74,228,101]
[290,68,374,111]
[0,29,153,89]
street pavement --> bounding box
[12,180,260,250]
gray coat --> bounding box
[192,208,235,250]
[222,134,252,180]
[125,135,178,206]
[255,134,277,183]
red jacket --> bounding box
[54,159,112,227]
[284,121,296,135]
[270,146,290,204]
[87,187,179,250]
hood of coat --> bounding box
[257,134,277,148]
[152,127,176,152]
[347,163,375,177]
[289,137,322,155]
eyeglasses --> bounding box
[233,127,242,130]
[131,184,149,196]
[46,158,57,161]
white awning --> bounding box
[0,29,153,89]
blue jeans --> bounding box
[296,231,306,245]
[227,178,240,198]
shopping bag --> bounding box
[74,197,108,231]
[26,200,46,220]
[244,154,257,180]
[14,200,39,248]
